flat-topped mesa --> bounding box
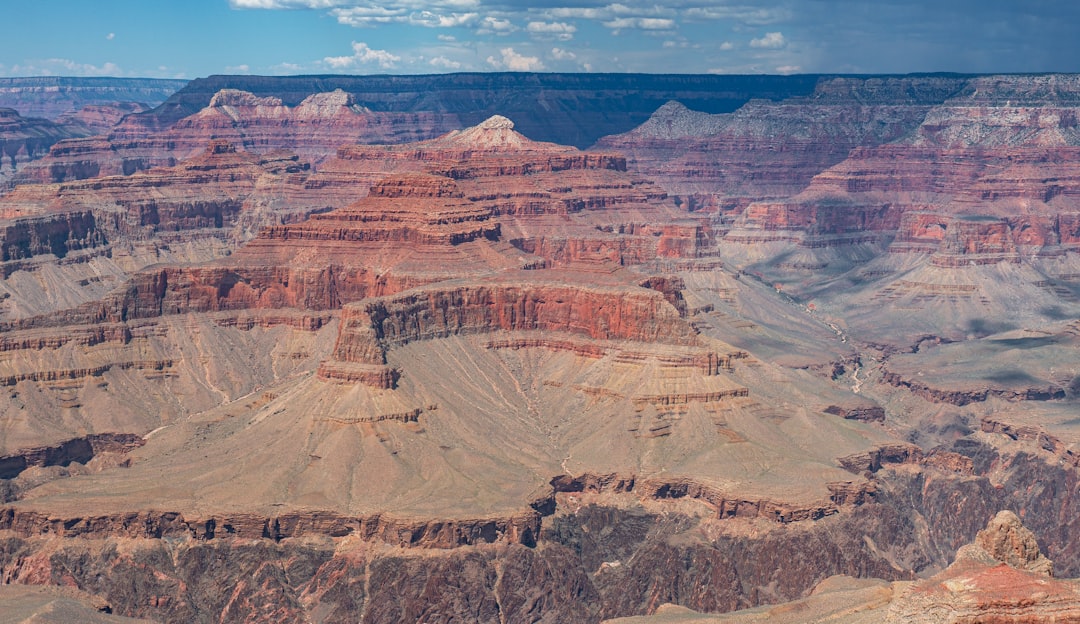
[205,88,283,110]
[318,278,712,387]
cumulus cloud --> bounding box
[8,58,122,77]
[476,15,516,34]
[106,32,115,40]
[331,6,402,26]
[546,7,606,19]
[486,47,544,71]
[527,21,576,41]
[749,32,786,49]
[411,11,478,27]
[684,6,791,25]
[430,55,462,69]
[324,41,400,69]
[229,0,341,8]
[272,62,306,73]
[550,47,577,61]
[719,41,735,51]
[219,0,1080,74]
[603,17,675,32]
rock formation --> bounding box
[594,92,932,213]
[141,72,827,147]
[0,108,94,186]
[605,511,1080,624]
[3,75,1080,623]
[15,88,462,184]
[881,510,1076,623]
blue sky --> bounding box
[3,1,1080,78]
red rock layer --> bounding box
[883,511,1080,623]
[594,98,932,216]
[0,140,366,278]
[15,89,461,184]
[0,108,92,185]
[728,107,1080,256]
[0,506,543,549]
[318,278,708,386]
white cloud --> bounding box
[550,47,576,61]
[430,55,462,69]
[323,41,400,69]
[229,0,341,8]
[684,6,792,25]
[226,64,252,73]
[719,41,735,51]
[486,47,544,71]
[409,11,478,27]
[272,62,306,72]
[9,58,122,77]
[547,7,606,19]
[331,6,401,26]
[750,32,786,49]
[438,34,457,42]
[603,17,675,32]
[775,65,801,74]
[106,32,115,40]
[476,16,516,34]
[527,21,576,40]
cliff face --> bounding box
[0,108,95,186]
[5,74,1080,624]
[16,88,462,185]
[319,278,710,387]
[594,97,932,213]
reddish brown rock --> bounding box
[0,139,360,284]
[883,511,1080,623]
[0,108,94,185]
[16,88,461,184]
[318,276,709,386]
[594,93,932,215]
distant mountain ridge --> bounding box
[139,72,834,147]
[0,77,187,119]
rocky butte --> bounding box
[0,73,1077,623]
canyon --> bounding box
[0,72,1076,623]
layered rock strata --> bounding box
[17,88,461,184]
[318,277,722,388]
[0,108,94,185]
[0,76,185,119]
